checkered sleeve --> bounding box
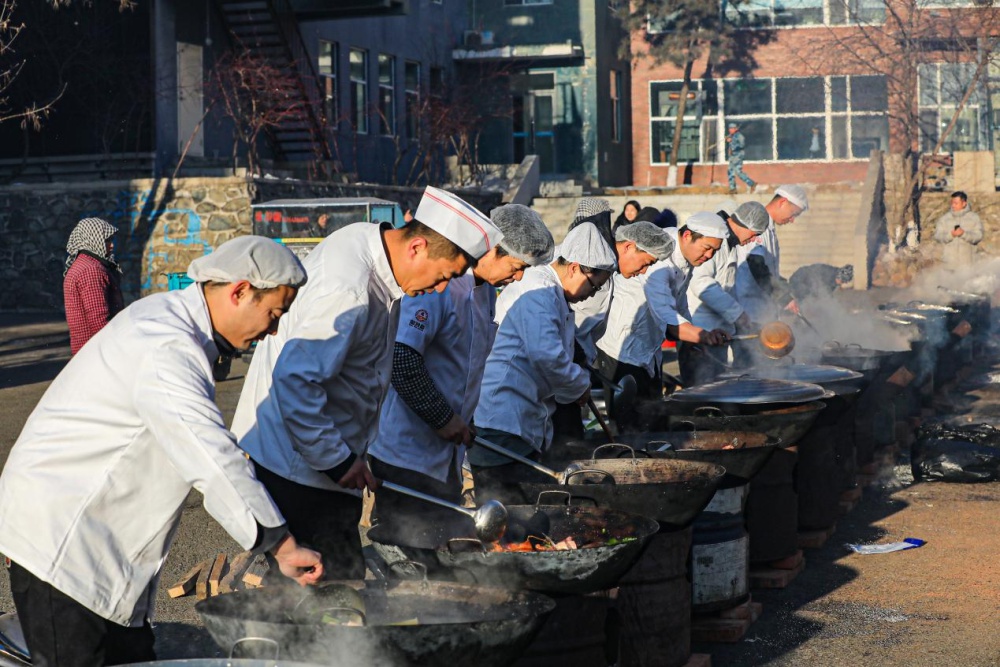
[391,342,455,430]
[64,258,114,354]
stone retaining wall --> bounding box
[0,177,500,311]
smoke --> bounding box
[789,291,913,362]
[900,257,1000,305]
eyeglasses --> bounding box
[583,272,600,295]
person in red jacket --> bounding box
[63,217,125,354]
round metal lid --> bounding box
[744,363,864,385]
[667,376,829,404]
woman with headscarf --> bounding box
[63,217,125,354]
[613,200,641,232]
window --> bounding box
[429,66,445,97]
[650,74,888,165]
[725,0,884,27]
[918,62,988,153]
[378,54,395,135]
[504,0,553,5]
[350,48,368,134]
[610,70,623,142]
[405,61,420,140]
[318,41,338,126]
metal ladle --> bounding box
[379,481,508,543]
[472,436,612,485]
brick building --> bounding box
[629,1,1000,189]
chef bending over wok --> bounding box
[0,237,323,666]
[368,204,555,523]
[469,221,618,503]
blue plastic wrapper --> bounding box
[846,538,926,555]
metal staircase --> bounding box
[212,0,333,169]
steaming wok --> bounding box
[497,449,725,530]
[367,502,659,594]
[820,341,904,375]
[656,402,827,449]
[196,579,554,667]
[597,431,781,488]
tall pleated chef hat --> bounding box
[490,204,555,266]
[414,186,503,259]
[615,221,675,260]
[188,236,307,288]
[558,221,617,271]
[775,184,809,212]
[682,211,730,240]
[732,201,771,234]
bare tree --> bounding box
[206,45,310,177]
[0,0,64,130]
[795,1,1000,240]
[618,0,773,186]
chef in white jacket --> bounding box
[232,186,502,580]
[683,202,771,385]
[0,237,323,666]
[469,222,617,502]
[735,185,809,322]
[368,204,554,521]
[598,215,731,410]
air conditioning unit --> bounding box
[463,30,494,47]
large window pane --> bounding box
[831,77,848,112]
[832,117,849,158]
[651,120,701,163]
[919,109,939,152]
[651,82,684,118]
[703,80,719,116]
[940,62,981,106]
[919,65,938,107]
[774,0,824,26]
[726,0,772,28]
[725,79,772,115]
[851,116,888,157]
[738,119,774,160]
[830,0,886,23]
[941,107,981,151]
[378,54,395,135]
[850,75,887,112]
[776,78,824,113]
[350,48,368,134]
[777,116,824,159]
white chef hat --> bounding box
[682,211,729,239]
[775,184,809,212]
[414,186,503,259]
[732,201,770,234]
[188,236,307,289]
[615,221,674,260]
[558,222,617,271]
[490,204,555,266]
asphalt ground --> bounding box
[2,312,1000,664]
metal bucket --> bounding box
[691,485,750,614]
[616,527,693,667]
[513,591,611,667]
[747,446,799,564]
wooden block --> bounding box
[242,554,269,588]
[167,559,210,599]
[220,551,253,594]
[718,597,755,620]
[769,549,805,569]
[207,553,227,597]
[196,559,212,600]
[749,558,805,589]
[799,527,835,549]
[691,617,752,643]
[683,653,712,667]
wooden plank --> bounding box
[242,554,270,588]
[220,551,253,594]
[167,559,211,599]
[196,558,213,600]
[207,553,228,597]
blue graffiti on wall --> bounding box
[85,189,213,292]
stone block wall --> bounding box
[0,176,500,312]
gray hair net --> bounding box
[558,222,617,272]
[732,201,770,234]
[615,221,675,260]
[490,204,555,266]
[188,236,307,289]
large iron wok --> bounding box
[501,447,726,530]
[653,402,827,449]
[600,431,781,488]
[367,500,659,594]
[195,579,554,667]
